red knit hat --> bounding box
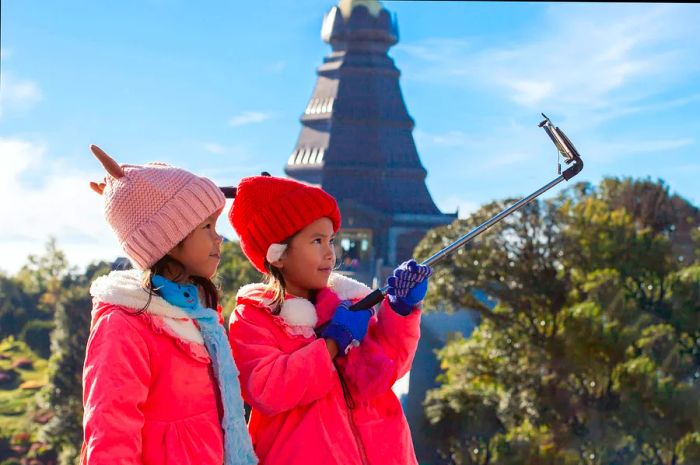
[229,175,341,273]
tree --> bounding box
[216,240,261,321]
[0,274,36,340]
[39,260,111,465]
[417,177,700,465]
[15,237,73,309]
[19,320,54,359]
[1,238,73,341]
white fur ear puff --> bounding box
[266,243,288,264]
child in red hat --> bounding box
[227,174,432,465]
[82,146,257,465]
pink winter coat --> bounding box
[228,273,421,465]
[81,270,227,465]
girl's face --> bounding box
[273,217,336,299]
[168,212,223,280]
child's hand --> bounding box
[386,259,433,316]
[320,301,373,356]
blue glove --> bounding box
[321,301,373,355]
[387,259,433,316]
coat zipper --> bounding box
[346,403,370,465]
[336,365,370,465]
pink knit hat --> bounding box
[89,145,225,270]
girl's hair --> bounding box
[139,247,220,313]
[264,231,298,314]
[263,259,287,315]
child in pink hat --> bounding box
[227,174,432,465]
[81,145,256,465]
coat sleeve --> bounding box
[82,310,150,465]
[366,297,421,379]
[228,304,338,417]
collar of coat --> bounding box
[236,272,372,329]
[90,269,204,344]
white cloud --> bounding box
[415,120,550,173]
[399,4,700,126]
[0,138,265,275]
[417,122,695,177]
[404,4,700,174]
[202,142,226,154]
[581,136,695,164]
[0,137,123,275]
[0,72,42,118]
[228,111,272,127]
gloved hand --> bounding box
[321,301,373,355]
[386,259,433,316]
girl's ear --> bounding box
[266,243,288,270]
[269,255,285,270]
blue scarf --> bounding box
[151,275,257,465]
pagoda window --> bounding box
[305,97,335,115]
[335,229,372,273]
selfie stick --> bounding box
[347,114,584,311]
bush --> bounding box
[0,459,21,465]
[20,321,54,359]
[0,369,19,390]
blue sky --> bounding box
[2,1,699,275]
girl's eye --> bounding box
[312,238,322,244]
[204,223,211,229]
[329,237,335,244]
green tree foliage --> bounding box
[19,320,54,359]
[38,260,111,465]
[15,238,73,309]
[4,239,113,464]
[0,274,36,340]
[216,240,261,321]
[0,238,258,463]
[1,238,72,341]
[416,177,700,465]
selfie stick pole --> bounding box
[348,114,584,311]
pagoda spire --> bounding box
[338,0,382,19]
[285,0,455,282]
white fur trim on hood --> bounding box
[236,272,373,331]
[90,269,204,344]
[327,272,372,301]
[279,298,317,328]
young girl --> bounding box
[227,174,432,465]
[81,145,257,465]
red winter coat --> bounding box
[228,273,420,465]
[81,270,229,465]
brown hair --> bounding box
[263,260,287,315]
